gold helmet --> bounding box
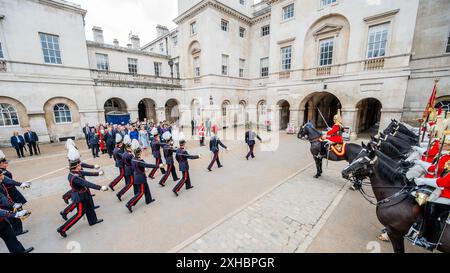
[333,110,343,125]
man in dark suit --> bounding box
[24,127,39,156]
[10,132,25,158]
[88,128,99,158]
[104,126,115,158]
[82,123,91,149]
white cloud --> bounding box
[69,0,178,45]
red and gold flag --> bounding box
[423,81,438,119]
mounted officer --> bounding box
[323,111,344,147]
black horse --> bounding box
[342,144,449,253]
[379,132,413,155]
[371,136,407,160]
[384,119,419,140]
[297,123,362,179]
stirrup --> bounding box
[410,236,437,252]
[404,224,420,242]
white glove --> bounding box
[14,210,28,218]
[198,154,202,159]
[327,127,332,131]
[13,203,23,209]
[20,182,31,189]
[414,178,439,188]
[226,148,230,151]
[99,170,105,176]
[100,185,109,191]
[94,165,100,170]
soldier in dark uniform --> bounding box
[173,138,201,196]
[148,128,166,179]
[0,150,31,236]
[116,135,135,201]
[57,148,108,238]
[245,127,262,160]
[109,134,125,191]
[126,140,161,213]
[0,171,33,253]
[159,132,179,187]
[207,133,229,171]
[0,150,28,206]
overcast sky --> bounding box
[70,0,179,46]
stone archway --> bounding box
[43,97,81,142]
[301,92,342,129]
[221,100,231,128]
[355,98,382,133]
[191,98,201,121]
[277,100,290,130]
[138,98,157,122]
[104,98,127,115]
[165,98,180,123]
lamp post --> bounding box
[168,59,174,84]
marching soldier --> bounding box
[0,150,28,205]
[245,125,262,160]
[0,150,31,236]
[126,140,162,213]
[159,132,179,187]
[207,133,229,171]
[109,134,125,191]
[0,171,33,253]
[57,148,108,238]
[148,128,166,179]
[116,135,135,201]
[173,137,201,196]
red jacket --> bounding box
[425,154,450,178]
[198,125,205,137]
[422,140,440,163]
[436,173,450,199]
[326,124,343,143]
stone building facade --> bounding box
[0,0,449,145]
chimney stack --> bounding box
[113,39,119,46]
[92,26,104,43]
[127,43,132,49]
[156,25,169,37]
[130,35,140,49]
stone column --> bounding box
[28,112,50,143]
[380,109,403,131]
[289,108,300,128]
[128,108,139,123]
[298,108,305,126]
[156,107,165,123]
[341,108,358,140]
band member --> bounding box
[0,172,33,253]
[173,137,201,196]
[324,112,344,145]
[116,135,134,201]
[57,148,108,238]
[422,139,440,163]
[126,140,161,213]
[148,128,166,179]
[208,133,229,171]
[245,126,262,160]
[409,175,450,250]
[62,140,101,205]
[109,134,125,191]
[159,132,179,187]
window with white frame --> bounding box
[282,4,294,21]
[172,35,178,46]
[221,54,229,76]
[154,62,162,76]
[446,30,450,53]
[53,103,72,124]
[39,33,62,64]
[321,0,336,7]
[367,23,389,59]
[128,58,138,74]
[221,19,229,32]
[0,104,19,127]
[193,57,200,77]
[260,57,269,77]
[240,0,246,5]
[239,27,246,38]
[281,46,292,71]
[319,38,334,66]
[261,25,270,37]
[239,58,245,78]
[190,21,197,35]
[0,42,3,59]
[96,53,109,70]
